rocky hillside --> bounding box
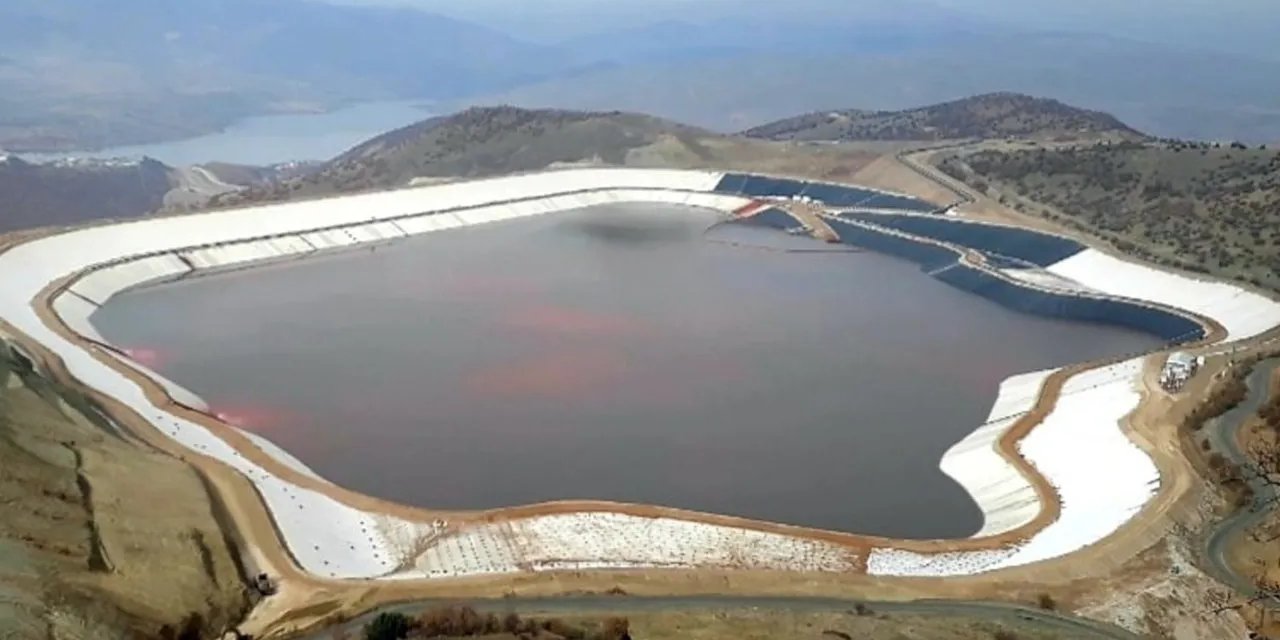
[0,349,250,639]
[0,156,174,232]
[742,93,1147,142]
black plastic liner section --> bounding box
[715,174,937,212]
[744,176,807,198]
[715,173,750,194]
[845,213,1085,267]
[738,207,802,230]
[936,266,1205,343]
[827,218,957,272]
[826,218,1205,344]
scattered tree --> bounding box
[599,617,630,640]
[365,612,414,640]
[1036,593,1057,611]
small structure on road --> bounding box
[1160,351,1202,392]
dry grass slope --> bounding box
[0,348,250,639]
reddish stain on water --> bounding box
[501,304,648,337]
[461,348,632,400]
[211,403,297,433]
[445,274,542,297]
[122,346,163,367]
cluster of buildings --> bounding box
[1160,351,1202,392]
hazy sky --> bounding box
[329,0,1280,59]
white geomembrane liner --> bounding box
[410,512,861,578]
[6,168,1274,580]
[51,293,105,344]
[993,358,1154,569]
[70,255,191,305]
[240,430,328,484]
[1047,248,1280,340]
[180,240,312,271]
[940,369,1054,538]
[1000,268,1099,295]
[104,350,210,412]
[873,358,1151,576]
[867,547,1017,577]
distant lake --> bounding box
[21,100,433,167]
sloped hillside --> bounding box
[942,141,1280,290]
[0,351,249,639]
[743,93,1146,142]
[0,156,173,232]
[307,106,714,189]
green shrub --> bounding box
[365,612,414,640]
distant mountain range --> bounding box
[217,93,1142,204]
[0,94,1226,233]
[4,0,1279,152]
[0,0,591,152]
[464,32,1280,144]
[743,93,1146,142]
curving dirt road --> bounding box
[1203,358,1280,612]
[298,595,1143,640]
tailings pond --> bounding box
[92,204,1161,538]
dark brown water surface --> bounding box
[93,204,1160,538]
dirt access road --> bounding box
[300,595,1143,640]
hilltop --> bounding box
[219,106,895,203]
[742,93,1147,142]
[328,106,714,181]
[237,106,715,198]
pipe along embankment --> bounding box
[4,168,1280,583]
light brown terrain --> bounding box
[0,344,250,639]
[582,608,1082,640]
